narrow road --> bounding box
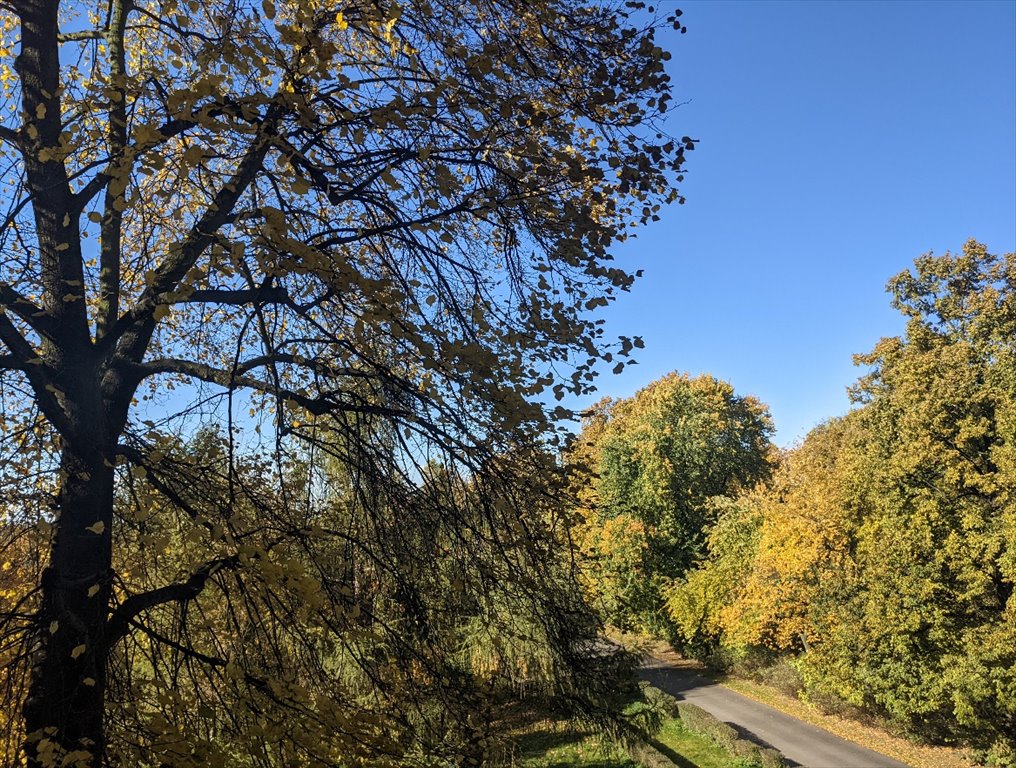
[640,657,912,768]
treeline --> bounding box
[570,241,1015,765]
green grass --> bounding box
[508,720,640,767]
[501,713,750,768]
[651,717,757,768]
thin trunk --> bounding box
[22,448,114,766]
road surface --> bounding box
[641,656,912,768]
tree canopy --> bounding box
[569,372,773,635]
[666,241,1016,762]
[0,0,689,764]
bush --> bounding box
[675,703,786,768]
[984,739,1016,768]
[753,658,804,699]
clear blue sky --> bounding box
[590,0,1016,446]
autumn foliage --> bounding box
[0,0,688,764]
[665,241,1016,763]
[568,373,774,635]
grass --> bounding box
[498,710,751,768]
[652,717,758,768]
[503,717,640,767]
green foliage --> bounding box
[805,241,1016,750]
[666,495,763,650]
[570,373,774,635]
[663,241,1016,758]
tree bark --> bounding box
[22,448,114,766]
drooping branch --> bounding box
[123,616,228,669]
[114,443,222,529]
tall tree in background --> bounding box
[570,373,773,635]
[667,414,865,654]
[0,0,689,763]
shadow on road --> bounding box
[725,721,804,766]
[640,666,714,696]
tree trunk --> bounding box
[22,447,114,766]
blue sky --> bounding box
[588,0,1016,446]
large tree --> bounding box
[666,241,1016,761]
[0,0,688,763]
[570,373,773,635]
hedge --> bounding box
[640,683,787,768]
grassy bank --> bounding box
[652,717,762,768]
[493,704,753,767]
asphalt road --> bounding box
[640,657,912,768]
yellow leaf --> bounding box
[35,103,46,119]
[85,521,105,534]
[49,621,58,634]
[87,584,100,597]
[335,11,348,30]
[70,644,86,659]
[82,677,95,687]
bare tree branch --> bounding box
[0,282,54,338]
[131,357,410,418]
[0,311,70,434]
[98,112,280,360]
[56,28,107,42]
[107,556,238,646]
[170,286,293,308]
